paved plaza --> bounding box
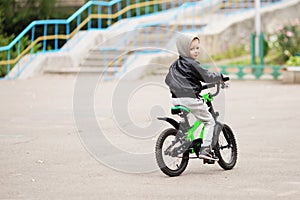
[0,73,299,199]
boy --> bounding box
[165,33,224,161]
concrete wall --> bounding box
[199,0,300,55]
[8,30,105,79]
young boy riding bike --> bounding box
[165,33,227,161]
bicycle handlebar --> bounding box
[202,75,230,97]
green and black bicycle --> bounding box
[155,79,238,177]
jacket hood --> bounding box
[176,34,200,58]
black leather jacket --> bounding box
[165,56,222,98]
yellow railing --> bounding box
[0,0,174,66]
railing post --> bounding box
[66,24,70,42]
[171,1,175,9]
[251,33,256,65]
[88,6,92,30]
[77,15,81,28]
[17,40,21,75]
[31,26,35,55]
[253,65,263,79]
[108,5,112,25]
[136,0,140,16]
[7,50,11,79]
[126,0,131,18]
[145,1,149,14]
[43,24,47,52]
[17,40,21,62]
[237,66,245,79]
[55,24,59,50]
[154,2,158,13]
[162,1,166,10]
[259,32,265,65]
[224,0,228,15]
[271,66,281,79]
[98,5,102,28]
[118,1,122,21]
[247,0,251,10]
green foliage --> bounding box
[0,35,42,77]
[211,45,248,61]
[0,0,75,36]
[0,0,70,77]
[0,8,3,33]
[0,34,14,77]
[263,37,269,57]
[268,19,300,63]
[286,56,300,66]
[227,58,251,65]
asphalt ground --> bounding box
[0,74,299,200]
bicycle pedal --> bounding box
[203,159,215,164]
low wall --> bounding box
[282,67,300,83]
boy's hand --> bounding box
[221,74,230,82]
[220,74,230,89]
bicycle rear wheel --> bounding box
[214,124,238,170]
[155,128,189,177]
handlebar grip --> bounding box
[222,75,230,82]
[202,83,215,90]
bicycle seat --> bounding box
[171,105,190,115]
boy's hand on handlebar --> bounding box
[221,74,230,89]
[221,74,230,82]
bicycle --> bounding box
[155,78,238,177]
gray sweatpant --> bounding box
[172,97,215,147]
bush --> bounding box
[269,19,300,63]
[286,56,300,66]
[0,35,41,77]
[211,45,248,61]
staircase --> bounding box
[80,48,128,76]
[78,0,283,79]
[79,22,207,78]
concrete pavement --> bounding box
[0,74,299,199]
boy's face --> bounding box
[189,39,200,60]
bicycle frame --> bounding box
[158,90,223,158]
[163,92,217,140]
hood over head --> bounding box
[176,34,200,58]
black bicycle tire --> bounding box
[215,124,238,170]
[155,128,189,177]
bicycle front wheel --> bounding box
[155,128,189,177]
[214,124,238,170]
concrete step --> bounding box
[151,67,169,76]
[80,48,126,69]
[137,24,206,33]
[80,60,123,68]
[129,41,170,48]
[84,53,124,60]
[43,66,118,76]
